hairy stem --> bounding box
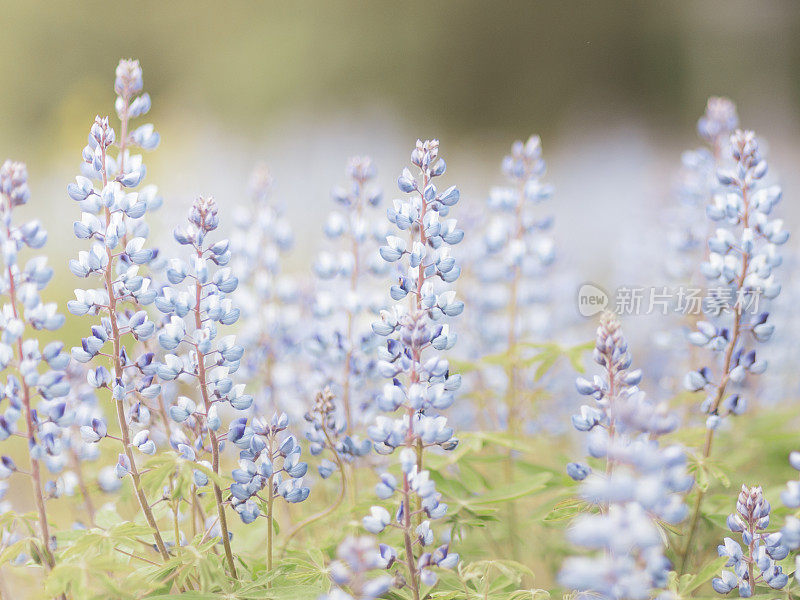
[193,271,237,579]
[280,429,346,554]
[679,187,750,575]
[4,199,54,571]
[99,146,169,562]
[402,452,421,600]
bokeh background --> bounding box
[2,0,800,339]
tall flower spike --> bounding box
[562,312,693,600]
[365,140,463,600]
[281,388,369,550]
[66,58,169,561]
[681,129,788,571]
[155,195,250,578]
[471,135,555,428]
[0,160,69,571]
[666,98,739,295]
[310,156,386,437]
[656,98,740,398]
[231,166,304,419]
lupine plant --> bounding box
[156,195,250,576]
[231,166,303,419]
[666,97,739,283]
[563,312,693,599]
[680,128,788,572]
[310,156,386,436]
[364,140,463,600]
[712,485,789,596]
[2,57,800,600]
[0,160,69,573]
[655,99,741,394]
[66,58,170,563]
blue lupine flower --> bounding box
[228,411,310,524]
[0,159,70,568]
[712,485,789,596]
[320,536,393,600]
[304,387,370,481]
[230,165,306,421]
[307,156,385,441]
[685,129,788,430]
[363,139,464,595]
[66,58,172,561]
[561,313,692,600]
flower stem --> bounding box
[4,214,54,571]
[280,428,346,554]
[99,147,169,562]
[193,271,237,579]
[679,187,751,575]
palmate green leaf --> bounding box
[141,458,178,498]
[0,537,29,567]
[261,584,327,600]
[518,340,594,376]
[438,559,543,599]
[279,549,330,586]
[59,522,156,558]
[140,453,228,501]
[45,554,136,598]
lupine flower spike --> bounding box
[365,140,463,599]
[311,157,385,438]
[562,312,693,600]
[712,485,789,596]
[231,166,303,418]
[472,135,554,427]
[66,58,170,561]
[320,536,394,600]
[681,128,788,572]
[0,160,69,571]
[155,196,249,577]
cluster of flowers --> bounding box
[666,97,739,282]
[361,140,463,598]
[0,159,69,568]
[712,448,800,597]
[712,484,789,596]
[306,157,386,464]
[684,128,788,431]
[465,135,556,431]
[5,55,799,600]
[562,312,693,600]
[230,166,303,419]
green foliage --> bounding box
[4,343,800,600]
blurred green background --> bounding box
[2,0,799,152]
[2,0,800,313]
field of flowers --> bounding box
[1,58,799,600]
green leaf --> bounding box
[678,556,728,594]
[458,473,552,508]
